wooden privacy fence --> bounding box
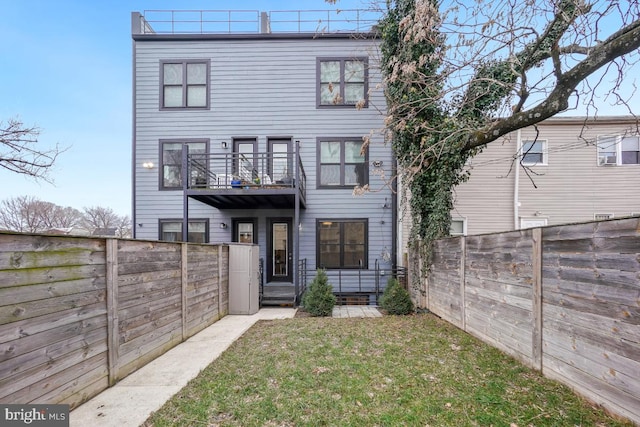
[0,232,229,409]
[416,217,640,424]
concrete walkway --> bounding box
[70,308,295,427]
[70,306,381,427]
[332,305,382,318]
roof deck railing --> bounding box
[139,9,381,35]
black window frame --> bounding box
[158,218,209,243]
[232,218,258,244]
[160,59,210,110]
[232,138,258,180]
[316,218,368,269]
[159,139,209,190]
[317,137,369,189]
[316,57,369,108]
[268,138,293,183]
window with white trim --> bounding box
[597,135,640,166]
[521,140,547,165]
[450,219,466,236]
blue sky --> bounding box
[0,0,365,217]
[1,1,638,217]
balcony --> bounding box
[184,149,306,210]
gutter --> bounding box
[514,129,521,230]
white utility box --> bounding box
[228,243,260,314]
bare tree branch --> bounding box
[466,17,640,151]
[0,117,65,182]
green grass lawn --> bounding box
[143,314,633,426]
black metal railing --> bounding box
[296,258,308,305]
[259,257,264,306]
[300,261,408,306]
[140,9,381,34]
[186,151,306,196]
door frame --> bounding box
[267,217,293,283]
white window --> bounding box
[521,140,547,165]
[520,218,547,229]
[594,213,614,221]
[450,218,466,236]
[597,135,640,166]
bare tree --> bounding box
[82,206,131,238]
[0,196,81,233]
[0,196,43,232]
[0,197,132,237]
[0,118,64,182]
[377,0,640,243]
[39,203,83,230]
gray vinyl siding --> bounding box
[133,35,393,272]
[451,118,640,235]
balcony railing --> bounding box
[186,151,306,195]
[139,9,382,34]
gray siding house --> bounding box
[131,10,397,305]
[447,116,640,236]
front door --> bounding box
[267,217,293,282]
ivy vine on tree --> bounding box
[378,0,640,258]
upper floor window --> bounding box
[520,140,547,165]
[317,219,368,269]
[159,219,209,243]
[318,138,368,188]
[597,135,640,166]
[317,58,368,107]
[161,140,208,189]
[161,60,210,109]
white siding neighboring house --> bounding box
[451,116,640,235]
[131,10,397,304]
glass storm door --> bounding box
[268,218,292,282]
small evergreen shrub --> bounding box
[302,269,336,317]
[380,277,414,315]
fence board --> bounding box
[0,318,107,383]
[423,218,640,424]
[0,233,229,410]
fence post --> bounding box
[105,238,119,386]
[218,245,223,317]
[460,237,467,331]
[531,228,543,370]
[181,243,188,340]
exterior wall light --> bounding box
[142,162,155,169]
[220,222,227,229]
[221,141,228,149]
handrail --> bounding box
[300,263,408,306]
[186,151,306,193]
[140,9,381,35]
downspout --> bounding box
[182,145,189,242]
[131,13,139,238]
[514,129,521,230]
[293,140,300,301]
[391,155,398,269]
